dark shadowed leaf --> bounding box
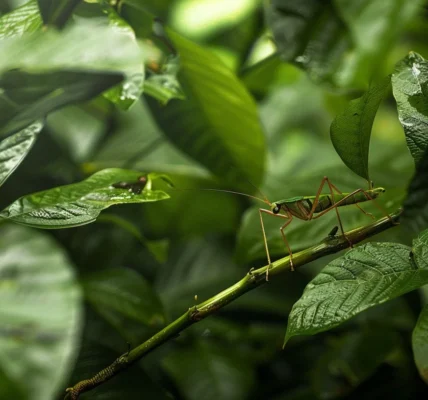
[412,304,428,384]
[330,77,391,181]
[266,0,422,88]
[67,342,170,399]
[0,121,42,187]
[0,225,82,400]
[284,237,428,345]
[312,329,399,399]
[0,169,170,228]
[147,30,266,189]
[392,52,428,164]
[0,21,142,134]
[402,148,428,233]
[0,0,42,38]
[0,69,124,136]
[163,341,255,400]
[81,267,165,327]
[37,0,81,28]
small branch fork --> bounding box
[64,210,402,399]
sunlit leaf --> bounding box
[81,267,165,326]
[147,30,266,189]
[392,52,428,164]
[412,304,428,384]
[0,121,42,187]
[0,169,170,228]
[267,0,422,88]
[0,0,42,39]
[284,239,428,345]
[330,77,391,181]
[0,225,82,400]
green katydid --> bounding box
[203,177,387,279]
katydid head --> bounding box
[271,203,281,214]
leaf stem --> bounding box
[64,209,402,399]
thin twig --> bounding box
[65,209,402,399]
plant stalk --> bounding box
[65,209,401,399]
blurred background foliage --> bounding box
[1,0,428,399]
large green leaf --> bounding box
[284,235,428,345]
[163,340,255,400]
[392,52,428,164]
[0,121,42,187]
[402,148,428,233]
[37,0,81,28]
[0,169,170,228]
[330,77,391,181]
[146,30,266,189]
[412,304,428,384]
[0,21,142,134]
[266,0,422,88]
[0,225,82,400]
[0,0,42,39]
[81,267,165,327]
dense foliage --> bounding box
[1,0,428,399]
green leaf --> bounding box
[92,1,145,110]
[163,340,255,400]
[0,20,143,134]
[0,169,170,228]
[0,0,42,39]
[412,304,428,384]
[0,225,82,400]
[0,69,124,136]
[0,121,42,187]
[146,30,266,189]
[266,0,422,88]
[392,52,428,164]
[330,77,391,181]
[284,240,428,345]
[81,267,165,326]
[402,148,428,233]
[37,0,81,28]
[144,55,185,105]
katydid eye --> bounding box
[273,204,280,214]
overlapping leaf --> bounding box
[392,52,428,164]
[0,121,42,187]
[146,30,266,189]
[412,304,428,384]
[37,0,80,28]
[266,0,422,88]
[0,21,142,134]
[0,0,42,38]
[330,77,391,181]
[284,231,428,345]
[0,169,170,228]
[0,225,82,400]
